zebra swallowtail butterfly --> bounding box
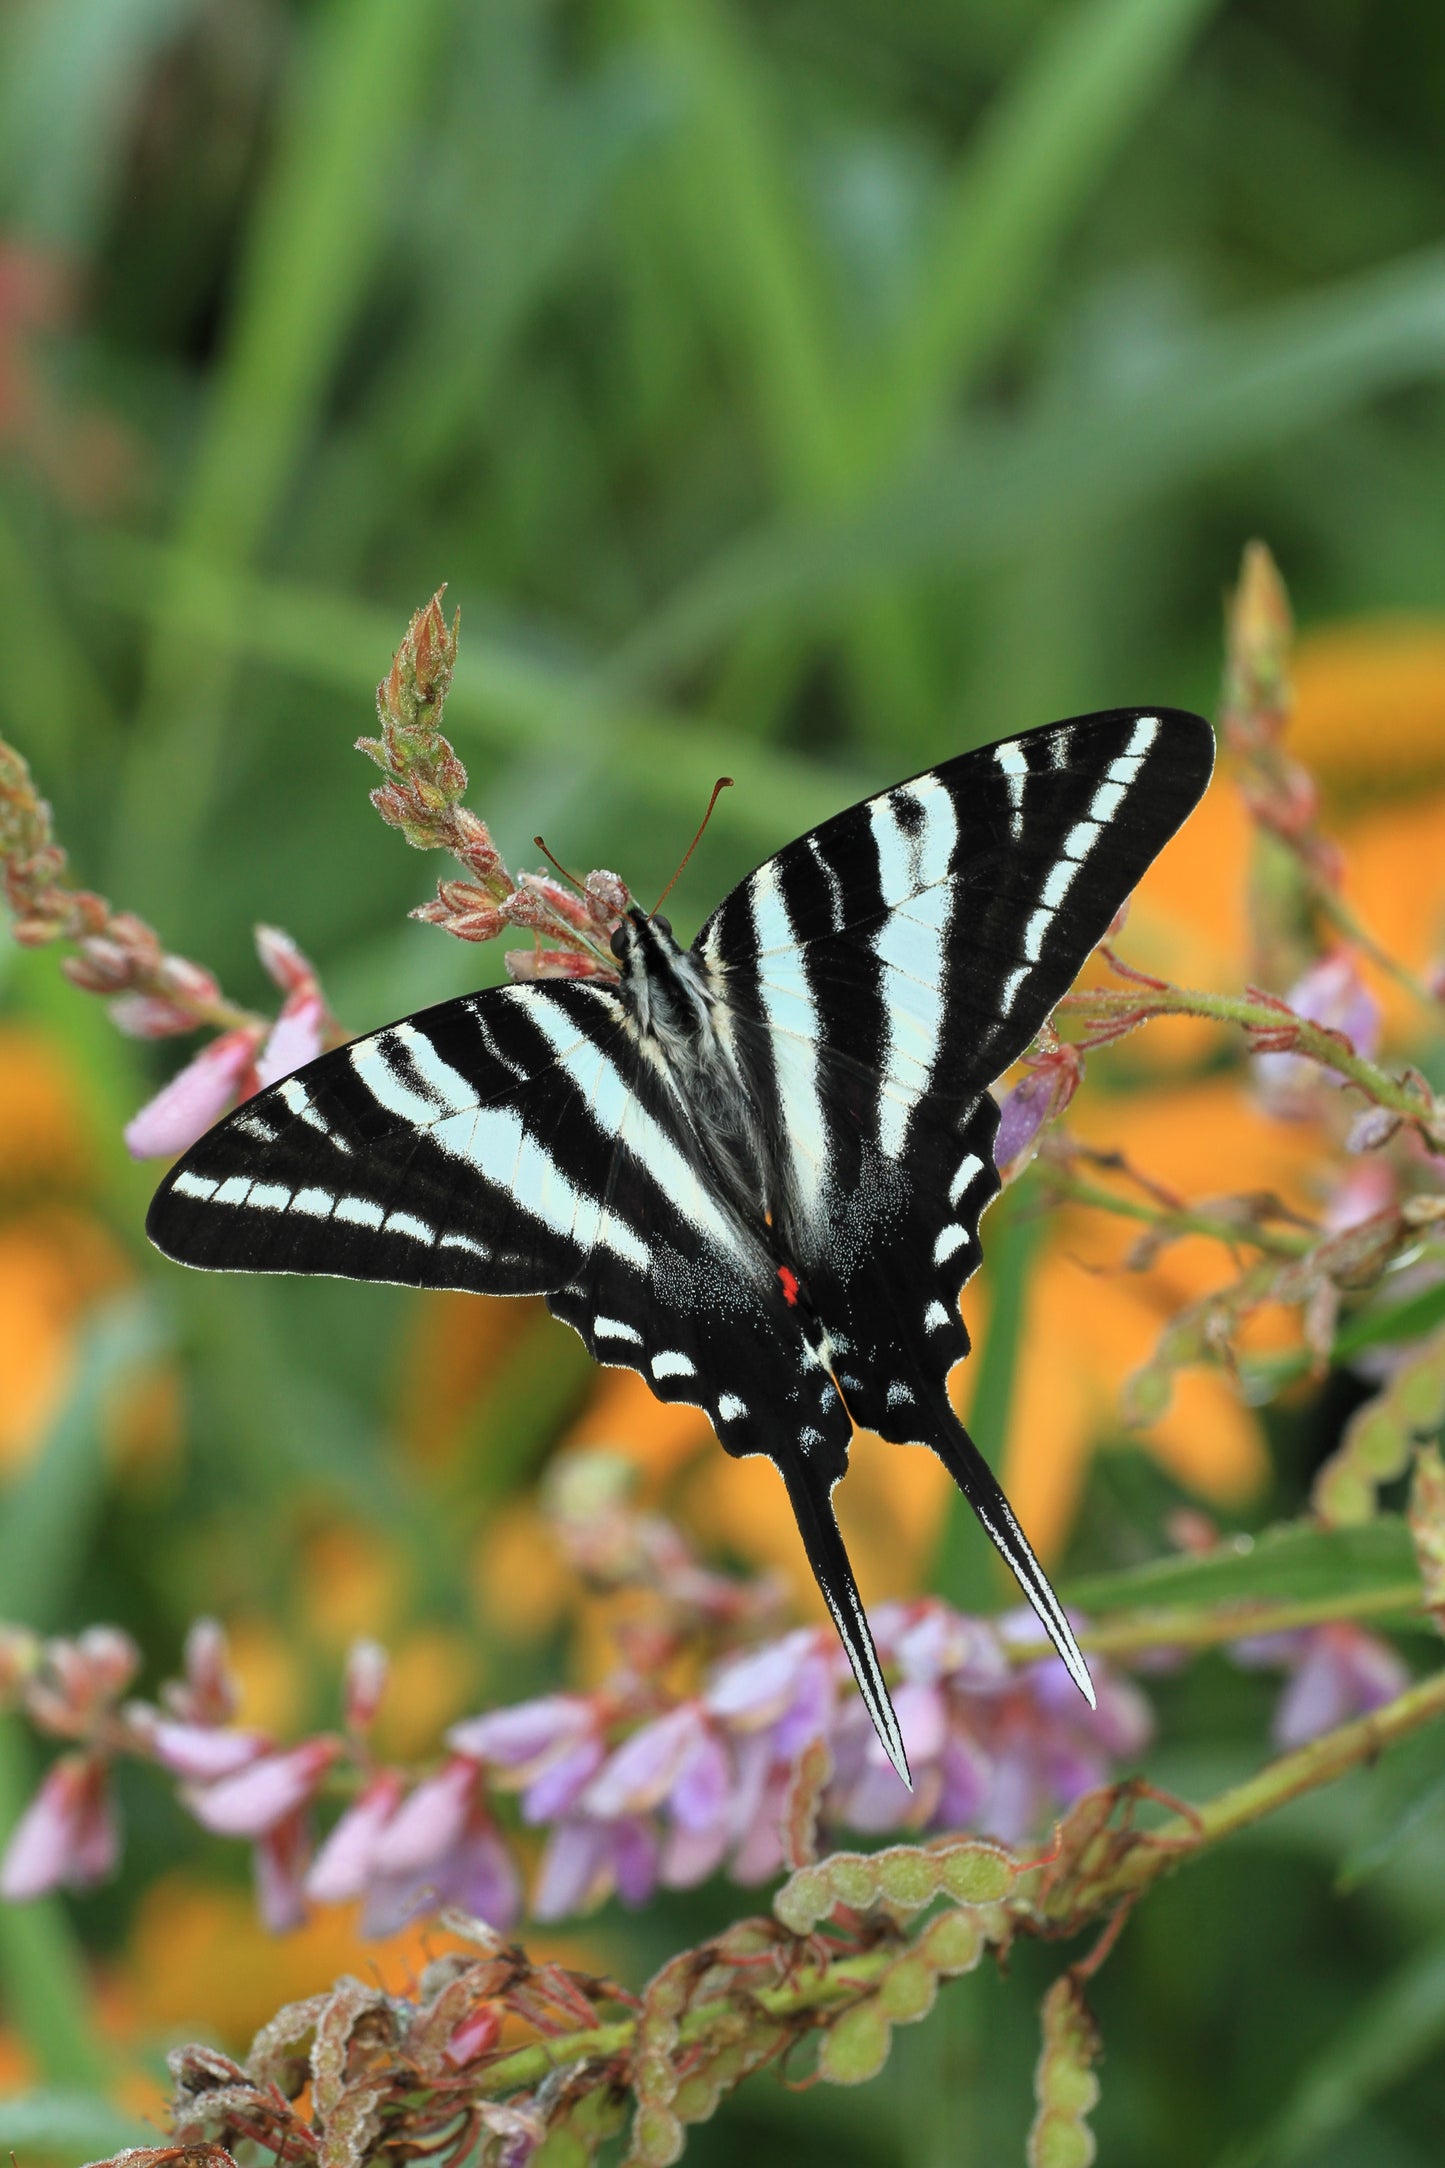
[147,706,1214,1783]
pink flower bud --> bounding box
[504,947,611,983]
[154,955,222,1008]
[163,1617,239,1725]
[343,1639,389,1733]
[254,925,319,998]
[254,992,325,1089]
[585,870,629,926]
[444,2002,503,2067]
[124,1028,261,1160]
[1,1751,118,1900]
[76,1626,140,1700]
[518,871,591,931]
[110,994,199,1039]
[185,1737,340,1838]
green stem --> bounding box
[1041,1664,1445,1924]
[473,1941,897,2099]
[1059,984,1444,1143]
[1042,1167,1314,1259]
[1004,1581,1425,1668]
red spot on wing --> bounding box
[777,1266,800,1306]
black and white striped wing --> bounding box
[696,706,1216,1440]
[146,973,906,1774]
[145,981,657,1296]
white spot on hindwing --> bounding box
[652,1350,695,1380]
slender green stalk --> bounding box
[1041,1167,1315,1260]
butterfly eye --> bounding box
[609,924,628,960]
[653,914,673,939]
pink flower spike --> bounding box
[306,1770,405,1904]
[124,1028,260,1159]
[254,992,325,1089]
[185,1737,340,1838]
[1,1751,117,1900]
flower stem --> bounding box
[1040,1663,1445,1925]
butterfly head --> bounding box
[609,906,713,1047]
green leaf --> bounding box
[0,2088,149,2157]
[1063,1516,1421,1617]
[1338,1723,1445,1891]
[1215,1932,1445,2168]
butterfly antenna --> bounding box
[533,835,588,895]
[652,776,733,918]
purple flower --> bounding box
[184,1737,341,1838]
[306,1770,407,1905]
[1231,1624,1407,1748]
[1,1751,118,1900]
[1255,950,1382,1115]
[993,1050,1082,1175]
[449,1694,604,1823]
[361,1758,520,1936]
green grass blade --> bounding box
[1214,1932,1445,2167]
[111,0,454,923]
[868,0,1222,456]
[1064,1516,1420,1616]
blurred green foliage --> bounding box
[3,1,1445,2162]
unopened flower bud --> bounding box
[0,1750,118,1900]
[154,955,221,1007]
[110,993,196,1039]
[65,936,133,991]
[344,1639,389,1734]
[585,870,629,925]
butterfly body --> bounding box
[148,707,1216,1783]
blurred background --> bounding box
[3,1,1445,2162]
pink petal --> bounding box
[185,1738,339,1838]
[369,1758,475,1874]
[306,1770,405,1904]
[532,1820,612,1921]
[669,1727,731,1834]
[0,1753,115,1900]
[583,1706,704,1818]
[521,1736,605,1824]
[124,1029,259,1159]
[254,925,320,998]
[659,1815,733,1890]
[254,992,324,1089]
[138,1715,270,1781]
[706,1630,817,1724]
[448,1694,594,1771]
[254,1808,311,1933]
